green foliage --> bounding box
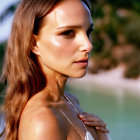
[93,0,140,13]
[124,13,140,47]
[90,0,140,78]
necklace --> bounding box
[59,95,95,140]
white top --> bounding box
[85,131,95,140]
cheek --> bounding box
[49,36,77,59]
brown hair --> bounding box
[0,0,91,140]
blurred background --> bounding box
[0,0,140,140]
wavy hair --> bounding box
[0,0,91,140]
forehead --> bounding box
[43,0,93,29]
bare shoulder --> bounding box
[65,92,80,104]
[19,99,66,140]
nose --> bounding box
[79,34,93,53]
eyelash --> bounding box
[61,30,75,38]
[60,28,93,38]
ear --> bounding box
[31,35,40,55]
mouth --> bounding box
[74,58,88,67]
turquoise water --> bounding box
[66,84,140,140]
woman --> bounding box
[0,0,111,139]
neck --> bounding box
[46,72,68,97]
[38,57,68,101]
[42,68,68,101]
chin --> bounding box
[70,71,87,78]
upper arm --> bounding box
[19,107,66,140]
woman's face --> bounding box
[34,0,93,78]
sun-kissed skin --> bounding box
[18,0,110,140]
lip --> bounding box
[74,58,88,67]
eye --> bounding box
[60,30,75,38]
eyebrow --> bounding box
[57,23,94,30]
